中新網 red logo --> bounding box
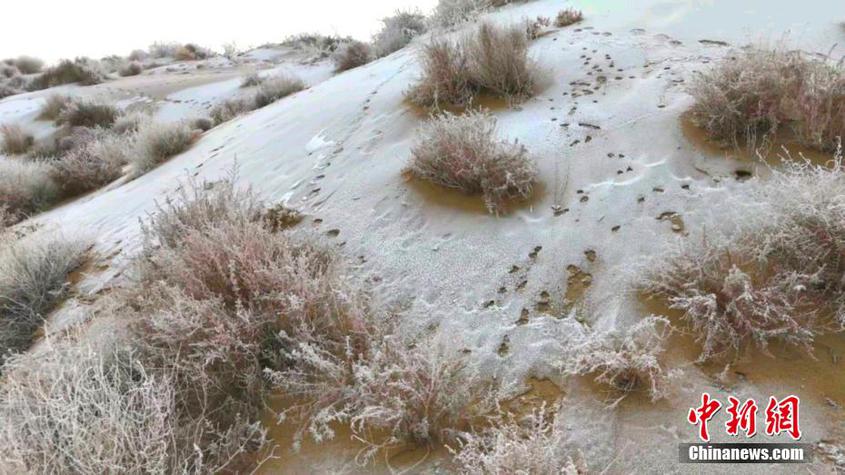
[688,394,801,442]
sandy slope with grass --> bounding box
[2,0,845,472]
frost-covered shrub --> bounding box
[51,132,126,196]
[210,97,254,124]
[119,60,143,76]
[190,117,213,131]
[332,40,373,72]
[373,10,428,57]
[432,0,490,28]
[128,49,148,61]
[1,124,34,155]
[29,58,104,90]
[240,71,264,88]
[0,233,87,363]
[640,150,845,360]
[130,121,195,176]
[0,83,22,99]
[451,405,585,474]
[555,8,583,27]
[111,111,148,135]
[253,75,305,107]
[0,342,178,473]
[0,160,58,219]
[38,94,71,121]
[406,111,536,213]
[0,64,19,78]
[689,48,845,152]
[561,316,671,401]
[56,100,119,128]
[12,56,44,74]
[408,22,536,108]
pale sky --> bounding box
[0,0,440,64]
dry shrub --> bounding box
[38,94,71,121]
[555,8,583,27]
[451,405,585,474]
[640,150,845,360]
[1,124,34,155]
[263,203,303,231]
[0,83,22,99]
[119,60,143,76]
[128,49,148,61]
[0,233,87,364]
[406,111,537,213]
[130,121,195,176]
[191,116,213,131]
[373,10,428,57]
[210,97,254,125]
[29,58,104,90]
[0,64,19,78]
[0,160,58,219]
[112,110,148,135]
[240,71,264,88]
[50,132,126,196]
[253,75,305,107]
[282,33,351,59]
[13,56,44,74]
[56,100,119,128]
[408,22,536,108]
[525,16,551,40]
[432,0,490,28]
[0,342,178,473]
[464,22,535,98]
[561,316,671,401]
[689,48,845,152]
[332,40,373,72]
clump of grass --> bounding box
[408,22,536,109]
[111,111,148,135]
[0,83,23,99]
[118,60,143,77]
[332,40,373,72]
[56,100,119,128]
[0,64,19,78]
[253,75,305,107]
[37,94,72,121]
[432,0,490,28]
[190,116,213,131]
[0,233,88,364]
[263,203,303,231]
[50,132,126,196]
[640,149,845,360]
[561,316,671,401]
[29,58,104,90]
[130,121,195,176]
[451,405,585,474]
[0,160,58,219]
[373,10,428,57]
[555,8,584,27]
[689,48,845,152]
[1,124,34,155]
[210,97,254,125]
[405,110,537,213]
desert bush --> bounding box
[263,203,303,231]
[56,100,119,128]
[0,64,19,78]
[119,60,143,76]
[253,75,305,107]
[0,233,87,363]
[38,94,71,121]
[210,97,253,124]
[405,111,536,213]
[432,0,490,28]
[0,160,58,220]
[408,22,536,108]
[282,33,351,58]
[13,56,44,74]
[241,71,264,88]
[190,117,213,132]
[29,58,104,90]
[0,83,22,99]
[332,40,373,72]
[373,10,428,57]
[555,8,583,27]
[451,405,584,474]
[525,16,552,40]
[640,150,845,360]
[130,121,195,176]
[148,41,180,58]
[111,111,147,135]
[689,48,845,152]
[128,49,148,61]
[561,316,671,401]
[464,22,535,98]
[407,39,474,108]
[0,342,179,473]
[1,124,34,155]
[50,133,126,196]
